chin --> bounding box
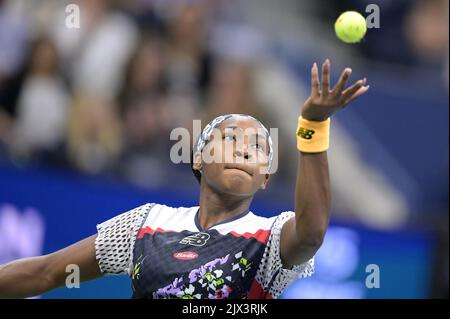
[221,175,253,196]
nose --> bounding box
[234,146,250,160]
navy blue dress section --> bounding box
[131,228,266,299]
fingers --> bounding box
[341,78,367,102]
[311,59,369,107]
[332,68,352,95]
[343,85,370,106]
[311,62,320,98]
[321,59,330,96]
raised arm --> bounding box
[280,59,369,267]
[0,234,103,298]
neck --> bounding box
[198,181,252,230]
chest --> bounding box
[130,230,267,299]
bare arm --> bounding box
[281,59,369,267]
[0,234,103,298]
[281,152,331,267]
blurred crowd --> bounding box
[0,0,279,187]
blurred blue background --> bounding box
[0,0,448,298]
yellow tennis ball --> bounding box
[335,11,367,43]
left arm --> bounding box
[281,59,369,267]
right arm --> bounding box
[0,203,153,298]
[0,234,103,299]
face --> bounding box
[31,39,58,74]
[193,116,271,197]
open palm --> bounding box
[301,59,370,121]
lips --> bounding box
[225,164,253,176]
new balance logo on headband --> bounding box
[180,232,211,247]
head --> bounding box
[191,114,273,197]
[29,37,59,75]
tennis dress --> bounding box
[94,203,314,299]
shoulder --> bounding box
[96,203,153,231]
[147,203,195,214]
[140,203,199,232]
[146,203,197,219]
[218,211,294,242]
[116,203,196,219]
[246,210,296,230]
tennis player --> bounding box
[0,60,369,299]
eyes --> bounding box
[223,134,265,152]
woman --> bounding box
[0,60,369,299]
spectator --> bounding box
[66,94,123,175]
[52,0,139,100]
[2,36,70,163]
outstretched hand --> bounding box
[301,59,369,121]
